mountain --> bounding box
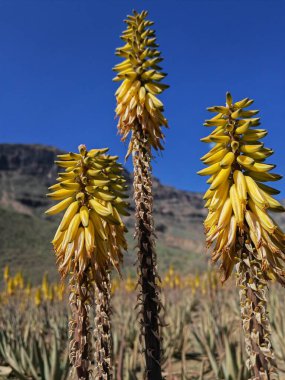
[0,144,284,284]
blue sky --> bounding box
[0,0,284,195]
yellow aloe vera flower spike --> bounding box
[198,93,285,283]
[198,92,285,378]
[114,11,169,379]
[113,9,169,158]
[46,144,128,283]
[41,273,49,300]
[46,144,128,379]
[3,265,9,282]
[34,288,42,307]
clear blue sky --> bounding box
[0,0,284,195]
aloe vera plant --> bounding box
[0,316,69,380]
[198,93,285,379]
[114,10,169,379]
[46,145,128,379]
[2,269,285,378]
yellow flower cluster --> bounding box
[46,145,128,282]
[0,267,65,306]
[162,267,219,295]
[198,93,285,282]
[113,10,169,157]
[1,266,223,304]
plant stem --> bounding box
[132,128,163,380]
[94,274,113,380]
[236,236,277,380]
[69,269,91,380]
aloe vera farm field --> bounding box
[1,267,285,380]
[1,2,285,379]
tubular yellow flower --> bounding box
[199,93,285,283]
[113,10,169,157]
[46,144,128,283]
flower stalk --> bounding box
[133,129,162,375]
[94,274,113,380]
[198,93,285,379]
[46,145,128,379]
[69,269,92,380]
[113,10,169,379]
[236,238,277,380]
